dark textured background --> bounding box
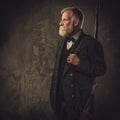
[0,0,120,120]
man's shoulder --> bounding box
[82,31,95,40]
[79,32,104,49]
[81,32,96,43]
[82,33,104,50]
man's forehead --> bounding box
[62,10,73,18]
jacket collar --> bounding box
[62,30,85,76]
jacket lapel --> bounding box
[63,31,84,77]
[56,38,66,68]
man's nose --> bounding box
[59,21,63,26]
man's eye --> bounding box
[63,19,69,21]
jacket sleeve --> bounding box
[75,38,106,77]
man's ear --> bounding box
[73,19,79,27]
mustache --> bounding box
[59,26,66,30]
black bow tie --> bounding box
[66,37,76,42]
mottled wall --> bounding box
[0,0,120,120]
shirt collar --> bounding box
[72,30,81,40]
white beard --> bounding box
[59,23,74,37]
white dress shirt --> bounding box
[67,30,81,50]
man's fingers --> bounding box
[67,54,75,63]
[67,57,72,63]
[67,54,80,65]
[67,54,75,60]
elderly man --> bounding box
[50,7,106,120]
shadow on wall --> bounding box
[0,0,120,120]
[0,110,55,120]
[96,105,120,120]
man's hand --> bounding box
[67,54,80,66]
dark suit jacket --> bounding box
[50,30,106,111]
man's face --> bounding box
[59,10,74,37]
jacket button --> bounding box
[72,94,74,98]
[70,84,73,88]
[69,73,73,76]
